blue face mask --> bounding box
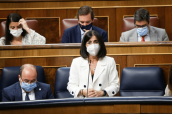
[79,23,92,31]
[136,26,148,36]
[21,81,37,92]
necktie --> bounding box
[141,35,146,42]
[25,92,30,101]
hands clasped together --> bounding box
[82,88,104,97]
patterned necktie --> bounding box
[25,92,30,101]
[141,35,146,42]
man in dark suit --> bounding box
[2,64,54,101]
[61,6,108,43]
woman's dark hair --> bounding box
[5,13,27,45]
[80,30,107,59]
[168,66,172,91]
[134,8,150,24]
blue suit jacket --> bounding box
[61,25,108,43]
[2,81,54,101]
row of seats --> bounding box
[0,17,160,38]
[0,66,165,101]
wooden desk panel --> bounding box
[141,105,172,113]
[0,104,140,114]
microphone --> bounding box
[87,60,91,97]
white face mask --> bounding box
[86,44,100,56]
[9,28,23,37]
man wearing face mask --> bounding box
[119,8,169,42]
[61,5,108,43]
[2,64,54,101]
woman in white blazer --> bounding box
[164,66,172,96]
[67,30,119,98]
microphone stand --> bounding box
[87,60,91,97]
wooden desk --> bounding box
[0,97,172,114]
[0,41,172,94]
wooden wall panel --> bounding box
[116,7,165,42]
[110,55,127,80]
[66,9,78,18]
[0,10,17,18]
[127,55,172,67]
[18,9,67,43]
[1,0,172,8]
[27,18,59,43]
[165,7,172,41]
[93,8,115,42]
[43,67,59,94]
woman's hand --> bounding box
[83,88,96,97]
[94,90,104,97]
[83,29,90,36]
[83,89,104,97]
[19,18,31,34]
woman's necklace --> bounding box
[93,68,96,71]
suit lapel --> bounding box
[35,82,43,100]
[76,25,81,43]
[93,58,106,84]
[129,29,138,42]
[92,26,95,30]
[15,82,22,101]
[149,26,158,41]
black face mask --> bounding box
[79,23,92,31]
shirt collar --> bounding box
[21,87,34,94]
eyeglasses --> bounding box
[86,40,99,45]
[135,24,147,28]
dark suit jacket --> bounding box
[2,81,54,101]
[61,25,108,43]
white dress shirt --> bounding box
[21,88,35,101]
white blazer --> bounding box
[67,56,119,98]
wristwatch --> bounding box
[103,90,107,96]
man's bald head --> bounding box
[19,64,37,84]
[19,64,37,77]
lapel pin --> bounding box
[39,88,41,91]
